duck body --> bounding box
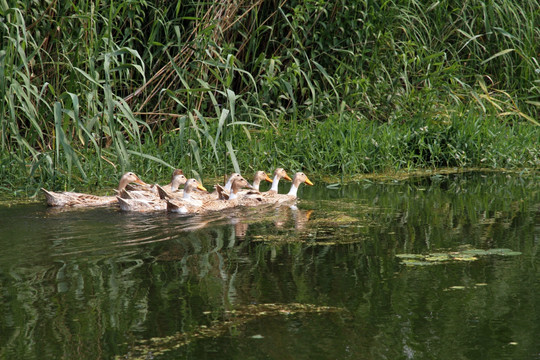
[41,190,116,207]
[117,196,167,212]
[41,172,146,207]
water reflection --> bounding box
[0,172,538,360]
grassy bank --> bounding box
[1,0,538,194]
[3,110,538,195]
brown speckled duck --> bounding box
[41,172,146,207]
[266,168,292,194]
[168,177,253,214]
[118,177,206,212]
[120,169,186,200]
[266,172,314,205]
[249,171,273,191]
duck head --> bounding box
[118,172,147,192]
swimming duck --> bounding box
[164,179,211,213]
[218,171,273,199]
[118,178,207,212]
[266,168,292,194]
[262,172,314,206]
[121,169,186,200]
[168,177,253,214]
[250,171,273,191]
[223,173,243,192]
[41,172,146,207]
[242,168,291,199]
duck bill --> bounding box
[264,174,273,183]
[284,174,292,181]
[135,177,147,186]
[196,183,208,192]
[305,177,314,186]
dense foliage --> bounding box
[1,0,539,191]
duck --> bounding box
[168,177,253,214]
[155,168,186,193]
[266,168,292,194]
[242,168,291,199]
[218,171,273,198]
[41,172,146,207]
[223,173,243,192]
[249,171,273,191]
[164,179,210,213]
[118,178,207,212]
[260,172,314,206]
[120,169,186,200]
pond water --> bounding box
[0,171,538,360]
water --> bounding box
[0,172,538,359]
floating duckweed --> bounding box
[396,247,521,267]
[395,254,425,259]
[462,249,490,256]
[425,254,450,262]
[117,303,345,360]
[451,255,478,262]
[402,260,437,266]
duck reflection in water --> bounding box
[230,217,249,239]
[223,206,314,240]
[272,206,313,231]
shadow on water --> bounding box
[0,172,538,359]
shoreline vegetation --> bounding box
[1,0,539,196]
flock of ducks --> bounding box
[41,168,314,214]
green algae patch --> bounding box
[396,247,522,266]
[117,303,346,360]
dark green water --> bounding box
[0,172,538,360]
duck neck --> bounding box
[251,179,261,191]
[269,174,281,192]
[228,182,242,200]
[287,184,299,197]
[118,177,129,192]
[170,177,181,192]
[224,179,234,192]
[183,190,192,200]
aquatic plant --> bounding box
[396,247,522,267]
